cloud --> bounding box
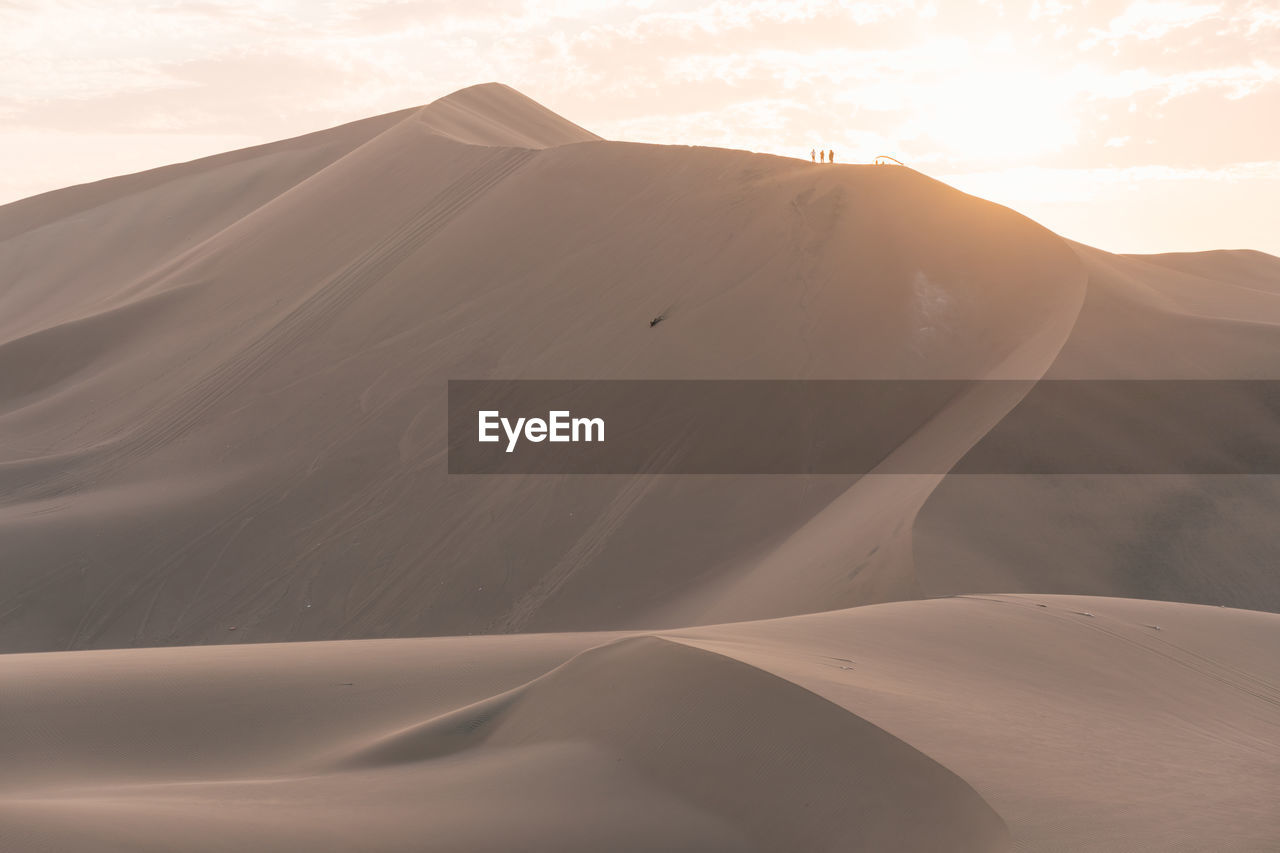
[1083,1,1223,47]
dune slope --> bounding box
[915,243,1280,610]
[1,84,1085,651]
[2,597,1275,851]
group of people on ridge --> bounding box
[810,148,835,164]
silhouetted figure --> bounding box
[828,149,835,164]
[819,150,825,163]
[810,149,816,162]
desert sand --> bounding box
[1,83,1277,850]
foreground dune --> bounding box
[3,83,1279,850]
[2,596,1276,851]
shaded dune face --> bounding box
[914,244,1280,611]
[0,84,1085,652]
[0,634,1011,853]
[332,636,1012,852]
[679,595,1280,853]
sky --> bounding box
[2,0,1277,255]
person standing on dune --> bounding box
[819,150,825,163]
[810,148,816,162]
[829,149,835,164]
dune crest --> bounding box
[412,82,602,148]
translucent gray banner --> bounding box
[447,380,1280,474]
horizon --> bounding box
[3,1,1277,257]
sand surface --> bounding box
[1,83,1277,849]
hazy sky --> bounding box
[3,0,1277,255]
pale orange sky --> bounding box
[2,0,1276,256]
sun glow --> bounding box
[902,36,1079,165]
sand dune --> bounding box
[915,242,1280,611]
[680,595,1280,851]
[2,83,1279,850]
[2,597,1275,851]
[1,83,1086,651]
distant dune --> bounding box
[2,84,1278,850]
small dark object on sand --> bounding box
[650,314,665,327]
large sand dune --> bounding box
[2,83,1278,849]
[1,83,1087,651]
